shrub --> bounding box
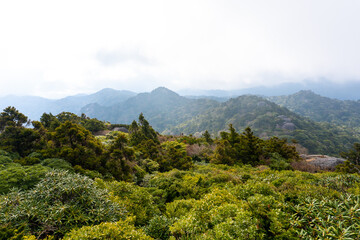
[269,153,292,171]
[0,163,49,194]
[0,155,12,166]
[290,194,360,239]
[144,215,172,240]
[96,179,160,226]
[0,170,125,238]
[41,158,74,172]
[63,218,152,240]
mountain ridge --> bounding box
[0,88,137,120]
[268,90,360,129]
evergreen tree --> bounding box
[341,142,360,165]
[0,108,43,156]
[44,121,103,170]
[0,106,28,132]
[238,127,263,165]
[105,133,136,181]
[202,130,213,144]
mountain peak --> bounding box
[297,90,316,95]
[151,87,179,96]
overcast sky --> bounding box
[1,0,360,98]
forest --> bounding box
[1,106,360,239]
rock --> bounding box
[282,122,296,130]
[113,127,129,133]
[278,115,292,122]
[303,154,346,169]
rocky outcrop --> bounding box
[301,154,346,169]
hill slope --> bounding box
[268,90,360,129]
[167,95,359,155]
[82,89,359,155]
[81,87,220,130]
[0,88,136,120]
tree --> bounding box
[238,127,263,165]
[263,137,299,161]
[202,130,213,144]
[40,112,60,130]
[0,126,42,157]
[129,114,162,164]
[44,121,103,170]
[160,141,193,171]
[41,112,106,133]
[82,118,106,133]
[0,108,43,156]
[0,106,28,132]
[56,112,81,124]
[341,142,360,165]
[213,125,263,166]
[104,133,136,181]
[129,113,159,146]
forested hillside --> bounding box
[80,88,360,155]
[269,90,360,130]
[2,87,360,155]
[0,107,360,239]
[168,95,360,155]
[81,87,220,131]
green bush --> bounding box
[41,158,74,172]
[63,218,152,240]
[0,163,49,194]
[269,153,292,171]
[0,170,125,238]
[0,149,19,160]
[166,199,196,219]
[290,194,360,239]
[96,179,160,226]
[0,155,13,167]
[144,215,172,240]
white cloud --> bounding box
[0,0,360,98]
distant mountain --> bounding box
[167,95,358,155]
[178,80,360,100]
[268,90,360,129]
[0,88,136,120]
[81,87,220,130]
[53,88,136,113]
[82,88,359,155]
[0,95,55,121]
[183,95,229,102]
[2,86,360,155]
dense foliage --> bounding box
[0,107,359,239]
[269,90,360,131]
[168,95,360,155]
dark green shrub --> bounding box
[144,215,172,240]
[269,153,292,171]
[41,158,74,172]
[0,163,49,194]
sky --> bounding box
[1,0,360,99]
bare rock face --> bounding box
[113,127,129,133]
[278,115,292,122]
[277,115,296,131]
[301,154,346,169]
[282,122,296,130]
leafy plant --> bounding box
[0,170,125,238]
